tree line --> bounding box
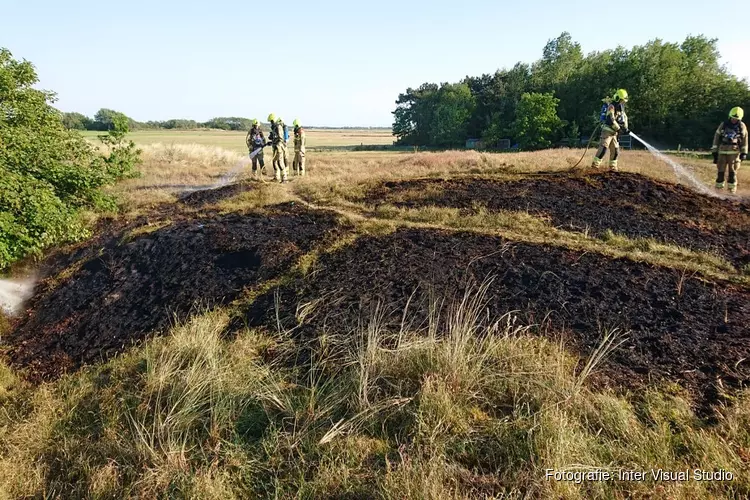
[392,33,750,150]
[61,110,258,132]
[62,111,393,132]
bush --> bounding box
[0,48,140,269]
[510,92,563,150]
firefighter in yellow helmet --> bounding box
[292,119,306,176]
[246,119,267,178]
[591,89,630,170]
[711,107,747,194]
[267,113,288,183]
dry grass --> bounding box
[109,143,246,210]
[2,142,747,497]
[0,288,747,498]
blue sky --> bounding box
[4,0,749,127]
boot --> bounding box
[728,183,737,194]
[716,171,726,189]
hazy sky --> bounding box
[4,0,749,127]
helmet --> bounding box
[729,107,744,120]
[613,89,629,103]
[293,119,300,127]
[251,118,259,125]
[267,113,276,122]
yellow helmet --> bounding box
[267,113,276,122]
[293,119,300,127]
[613,89,629,103]
[251,118,259,125]
[729,107,744,120]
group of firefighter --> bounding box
[244,93,749,192]
[245,114,305,183]
[591,88,748,194]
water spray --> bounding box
[628,132,723,198]
[0,276,36,317]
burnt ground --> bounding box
[6,203,344,381]
[178,182,251,208]
[362,171,750,269]
[5,174,750,410]
[243,228,750,409]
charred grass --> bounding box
[2,146,750,498]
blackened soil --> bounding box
[6,203,342,381]
[362,172,750,268]
[178,182,251,208]
[244,228,750,409]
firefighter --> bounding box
[246,119,266,177]
[267,113,288,183]
[292,118,306,176]
[591,89,630,170]
[712,107,747,194]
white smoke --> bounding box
[0,276,36,317]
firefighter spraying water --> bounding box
[579,88,742,198]
[591,89,630,170]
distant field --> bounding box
[82,128,395,153]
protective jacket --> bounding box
[270,121,286,146]
[294,126,306,152]
[247,126,266,151]
[602,101,628,134]
[712,120,748,154]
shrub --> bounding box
[0,48,140,269]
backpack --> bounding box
[282,122,289,142]
[599,103,609,124]
[721,121,742,145]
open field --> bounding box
[81,128,395,153]
[2,144,750,498]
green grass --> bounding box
[82,128,395,154]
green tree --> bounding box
[392,83,439,146]
[93,108,117,130]
[61,112,91,130]
[430,83,475,146]
[392,32,750,149]
[510,92,563,150]
[201,117,254,131]
[0,48,140,268]
[98,112,142,181]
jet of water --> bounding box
[214,158,251,189]
[0,276,36,317]
[628,132,722,198]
